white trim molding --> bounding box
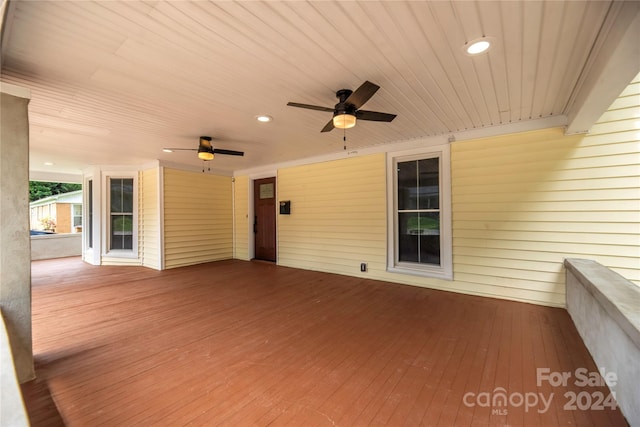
[101,170,139,259]
[386,143,453,281]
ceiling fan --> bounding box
[287,80,396,132]
[163,136,244,161]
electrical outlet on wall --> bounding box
[360,263,367,272]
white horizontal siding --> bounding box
[277,154,387,277]
[140,168,160,270]
[163,168,232,269]
[451,105,639,302]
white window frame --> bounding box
[84,177,93,251]
[83,175,99,265]
[386,144,453,280]
[71,203,82,228]
[103,173,138,258]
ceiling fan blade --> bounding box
[345,81,380,109]
[356,110,397,122]
[287,102,334,112]
[212,148,244,156]
[321,119,335,133]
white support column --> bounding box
[0,82,34,383]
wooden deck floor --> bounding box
[23,257,627,426]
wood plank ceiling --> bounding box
[0,1,623,175]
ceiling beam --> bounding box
[565,1,640,135]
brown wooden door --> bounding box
[253,177,276,262]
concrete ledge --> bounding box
[564,258,640,348]
[31,233,82,260]
[565,258,640,427]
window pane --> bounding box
[110,178,134,213]
[109,178,134,251]
[418,158,439,209]
[397,161,417,210]
[112,215,133,233]
[398,212,419,262]
[111,234,133,250]
[122,179,134,212]
[398,212,440,265]
[419,212,440,265]
[111,179,123,212]
[111,215,133,250]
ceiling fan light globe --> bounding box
[333,113,356,129]
[198,150,214,161]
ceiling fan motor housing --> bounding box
[335,89,357,117]
[334,104,357,118]
[336,89,353,103]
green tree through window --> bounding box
[29,181,81,202]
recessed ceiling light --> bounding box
[162,149,173,153]
[256,115,272,123]
[464,37,493,56]
[44,162,54,166]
